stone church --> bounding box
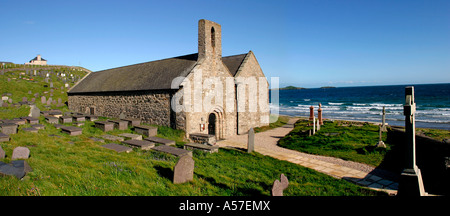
[68,19,269,140]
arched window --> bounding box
[211,27,216,48]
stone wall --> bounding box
[68,90,185,130]
[387,126,450,195]
[235,51,270,134]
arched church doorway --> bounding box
[208,113,216,136]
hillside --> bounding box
[0,66,88,116]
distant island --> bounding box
[271,85,337,90]
[274,86,307,90]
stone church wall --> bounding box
[68,90,185,130]
[235,52,270,134]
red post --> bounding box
[309,106,314,121]
[318,103,323,125]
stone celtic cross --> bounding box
[398,86,426,196]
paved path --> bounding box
[217,118,398,195]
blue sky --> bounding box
[1,0,449,88]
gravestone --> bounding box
[247,128,254,153]
[0,123,18,135]
[85,115,98,121]
[152,145,192,157]
[381,106,387,132]
[101,134,124,142]
[0,132,9,142]
[119,112,126,119]
[122,139,154,150]
[316,118,320,131]
[0,146,5,159]
[108,119,128,130]
[0,160,33,179]
[134,125,157,137]
[60,126,83,136]
[8,99,12,104]
[101,143,132,153]
[398,86,426,196]
[0,100,2,107]
[45,116,59,124]
[50,82,53,88]
[312,116,316,135]
[173,155,195,184]
[376,125,386,148]
[121,118,141,127]
[184,143,219,153]
[59,116,72,124]
[28,104,40,118]
[95,121,114,132]
[41,96,46,104]
[72,115,85,122]
[11,147,30,160]
[271,173,289,196]
[118,133,142,140]
[145,136,176,146]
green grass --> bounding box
[254,115,289,133]
[0,116,384,196]
[416,127,450,141]
[279,120,389,167]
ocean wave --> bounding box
[353,103,367,106]
[328,102,344,105]
[370,103,402,107]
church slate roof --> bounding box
[69,52,248,94]
[222,53,247,76]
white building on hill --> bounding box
[25,54,47,65]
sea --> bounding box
[270,83,450,130]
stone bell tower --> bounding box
[198,19,222,61]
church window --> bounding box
[211,27,216,48]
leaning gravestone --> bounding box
[28,104,40,119]
[41,96,46,104]
[0,160,33,179]
[0,146,5,159]
[271,173,289,196]
[119,112,126,119]
[11,147,30,160]
[173,155,195,184]
[247,128,255,153]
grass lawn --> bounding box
[278,118,450,169]
[0,115,385,196]
[278,119,389,167]
[254,115,290,133]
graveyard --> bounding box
[0,66,388,196]
[1,67,448,196]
